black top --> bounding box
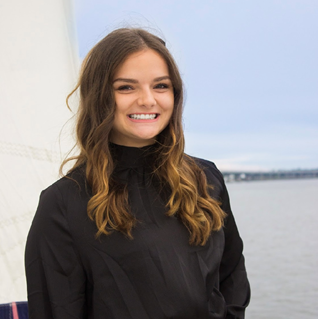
[25,144,250,319]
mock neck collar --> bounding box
[110,142,158,168]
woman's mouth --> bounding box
[128,113,158,120]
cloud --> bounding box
[184,128,317,171]
[74,0,318,171]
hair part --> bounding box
[61,27,225,245]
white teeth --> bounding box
[129,114,157,120]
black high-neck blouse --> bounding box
[25,144,250,319]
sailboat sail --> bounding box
[0,0,79,302]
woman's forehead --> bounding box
[114,49,169,79]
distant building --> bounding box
[222,169,318,182]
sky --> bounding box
[73,0,318,171]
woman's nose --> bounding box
[137,88,156,107]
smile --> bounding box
[128,114,158,120]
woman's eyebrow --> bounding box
[154,76,171,82]
[113,78,138,84]
[113,76,171,84]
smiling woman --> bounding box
[25,28,250,319]
[111,49,174,147]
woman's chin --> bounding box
[131,137,157,147]
[131,132,158,143]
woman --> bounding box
[25,28,250,319]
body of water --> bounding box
[226,178,318,319]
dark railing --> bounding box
[0,301,28,319]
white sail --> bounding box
[0,0,79,302]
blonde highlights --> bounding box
[61,28,225,245]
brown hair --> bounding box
[62,28,226,245]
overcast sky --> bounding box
[74,0,317,171]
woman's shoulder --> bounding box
[191,156,224,183]
[27,167,90,260]
[187,155,226,198]
[39,166,89,210]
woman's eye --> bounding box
[117,85,133,91]
[155,83,169,89]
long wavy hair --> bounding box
[62,28,226,245]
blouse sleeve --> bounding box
[25,184,87,319]
[218,178,251,318]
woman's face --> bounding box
[111,49,174,147]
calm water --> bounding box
[226,179,318,319]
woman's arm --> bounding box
[196,158,250,318]
[25,184,87,319]
[219,183,250,319]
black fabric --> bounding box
[25,144,250,319]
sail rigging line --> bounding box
[0,212,33,229]
[0,141,61,163]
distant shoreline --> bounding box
[221,169,318,182]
